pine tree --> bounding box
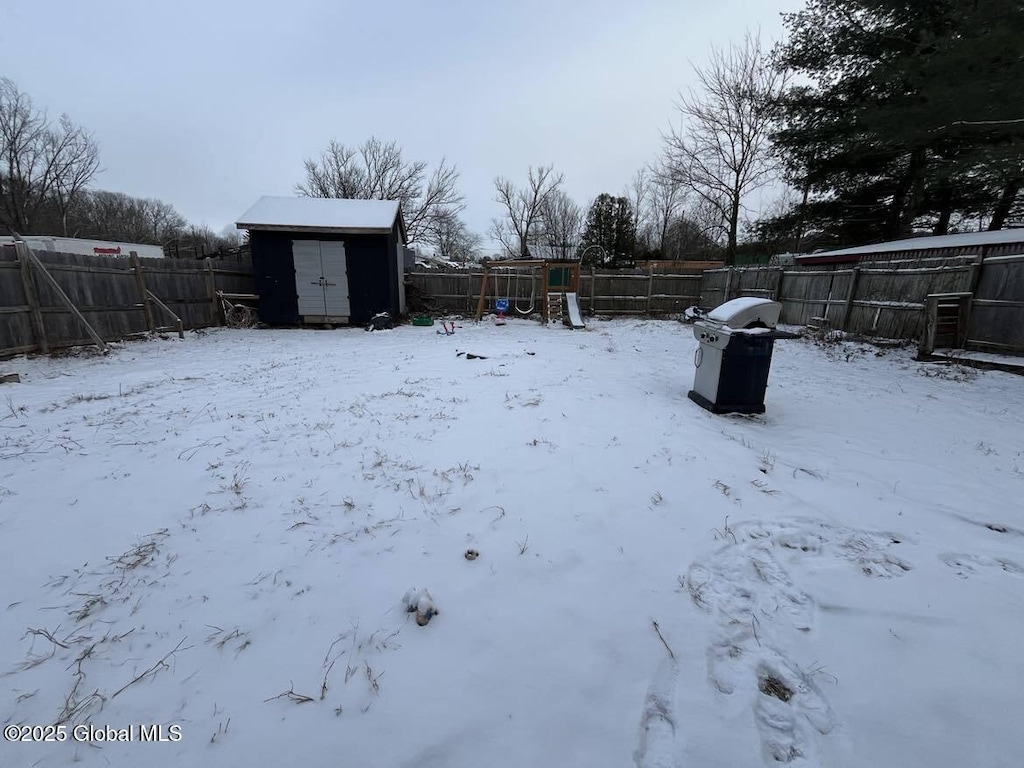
[579,194,637,267]
[771,0,1024,244]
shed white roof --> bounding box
[800,228,1024,259]
[236,196,403,236]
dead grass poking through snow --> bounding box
[917,363,978,383]
[713,515,738,544]
[264,683,315,705]
[206,626,252,655]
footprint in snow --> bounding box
[685,518,858,765]
[940,553,1023,578]
[685,545,814,633]
[754,653,836,765]
[634,656,681,768]
[767,522,914,579]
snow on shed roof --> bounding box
[798,228,1024,259]
[236,196,405,238]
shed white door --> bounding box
[319,242,350,317]
[293,240,350,320]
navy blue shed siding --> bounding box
[250,228,401,326]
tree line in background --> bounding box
[301,0,1022,265]
[6,0,1020,266]
[0,78,238,257]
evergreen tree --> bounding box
[771,0,1024,245]
[579,194,637,267]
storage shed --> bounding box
[236,196,407,326]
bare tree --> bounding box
[426,209,481,264]
[187,224,218,253]
[626,169,651,251]
[145,198,187,244]
[539,189,582,259]
[650,181,687,257]
[296,137,463,246]
[0,78,47,232]
[643,162,689,256]
[50,116,100,236]
[161,222,241,259]
[218,224,242,247]
[79,190,186,245]
[0,78,101,235]
[663,33,788,263]
[490,165,565,258]
[665,198,725,259]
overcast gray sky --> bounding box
[2,0,799,251]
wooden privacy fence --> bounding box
[407,267,703,317]
[702,255,1024,354]
[0,246,254,358]
[701,258,979,342]
[410,254,1023,355]
[963,254,1024,354]
[5,250,1019,358]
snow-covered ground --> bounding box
[1,319,1022,768]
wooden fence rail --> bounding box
[702,260,978,341]
[0,248,254,358]
[408,267,703,317]
[408,254,1021,354]
[3,251,1020,358]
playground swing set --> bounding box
[493,268,534,323]
[474,259,585,329]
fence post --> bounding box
[130,251,156,333]
[204,257,221,326]
[541,263,550,323]
[956,293,972,348]
[724,267,734,302]
[840,267,861,331]
[590,266,596,313]
[960,254,985,347]
[919,295,938,357]
[474,265,490,320]
[773,268,784,300]
[16,240,48,354]
[646,266,654,315]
